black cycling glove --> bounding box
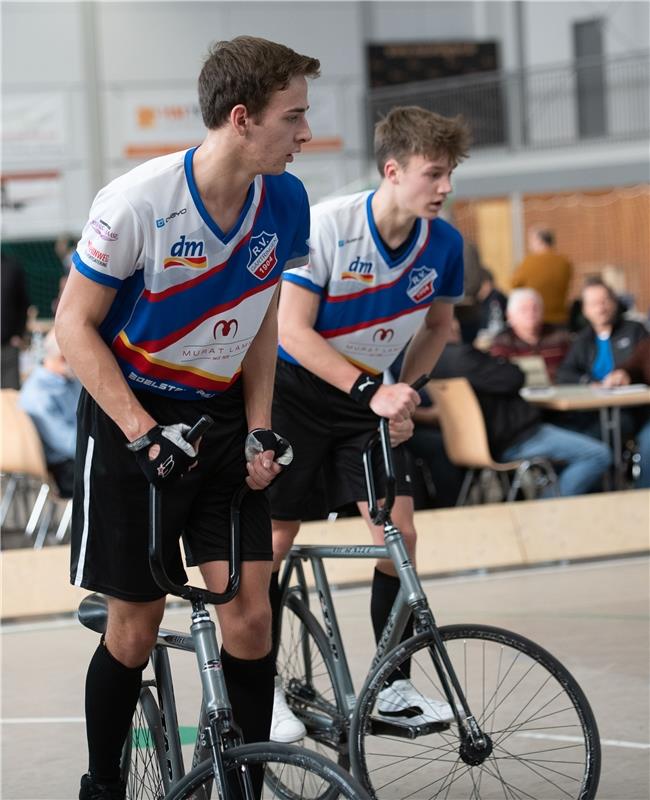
[244,428,293,467]
[126,423,197,488]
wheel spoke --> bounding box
[352,627,598,800]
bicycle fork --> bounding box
[189,602,256,800]
[382,519,493,761]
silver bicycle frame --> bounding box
[280,514,433,720]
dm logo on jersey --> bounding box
[373,328,394,342]
[247,231,278,280]
[212,318,239,339]
[407,266,438,303]
[163,235,208,269]
[341,255,374,284]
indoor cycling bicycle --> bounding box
[275,414,601,799]
[78,416,369,800]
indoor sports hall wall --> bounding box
[3,1,648,242]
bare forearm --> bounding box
[241,300,279,430]
[280,325,362,392]
[54,316,154,441]
[399,320,450,385]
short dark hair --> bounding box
[536,229,555,247]
[374,106,470,175]
[582,276,617,302]
[198,36,320,129]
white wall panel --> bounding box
[1,1,84,85]
[2,0,648,239]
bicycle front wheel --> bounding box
[277,591,349,768]
[120,683,169,799]
[350,625,600,800]
[167,742,368,799]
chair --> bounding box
[425,378,558,505]
[0,389,71,547]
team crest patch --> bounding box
[407,266,438,303]
[247,231,279,280]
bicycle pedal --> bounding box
[368,714,450,739]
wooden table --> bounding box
[521,384,650,489]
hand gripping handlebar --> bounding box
[148,415,245,606]
[363,374,430,526]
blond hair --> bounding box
[374,106,470,175]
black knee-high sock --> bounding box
[371,568,413,682]
[85,639,146,783]
[221,648,275,798]
[269,570,282,667]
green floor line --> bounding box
[133,726,197,747]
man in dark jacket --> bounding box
[556,277,648,441]
[430,321,612,496]
[557,277,648,385]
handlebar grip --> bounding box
[410,374,430,392]
[185,415,214,446]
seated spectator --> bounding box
[455,240,484,344]
[557,277,648,385]
[19,330,81,498]
[601,338,650,489]
[407,403,466,507]
[476,267,508,334]
[430,319,612,496]
[556,276,648,442]
[511,227,572,326]
[1,252,30,389]
[387,353,465,507]
[490,288,571,382]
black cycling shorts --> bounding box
[70,385,272,602]
[268,360,413,521]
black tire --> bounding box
[350,625,601,800]
[120,683,170,799]
[167,742,369,799]
[276,591,350,769]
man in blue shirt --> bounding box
[557,277,648,442]
[19,329,81,497]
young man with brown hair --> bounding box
[55,36,319,800]
[268,106,469,740]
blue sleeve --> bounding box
[436,235,464,302]
[284,186,310,270]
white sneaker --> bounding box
[377,679,455,724]
[270,679,307,743]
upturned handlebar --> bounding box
[147,415,245,606]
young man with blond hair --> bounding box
[55,36,319,800]
[268,106,470,740]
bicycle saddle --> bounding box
[78,592,108,634]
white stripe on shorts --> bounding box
[73,435,95,587]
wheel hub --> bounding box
[459,733,493,765]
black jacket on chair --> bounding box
[430,343,541,459]
[556,318,648,384]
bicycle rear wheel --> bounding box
[276,591,349,769]
[120,682,169,799]
[167,742,368,799]
[350,625,600,800]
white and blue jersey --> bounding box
[74,147,309,399]
[280,191,464,375]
